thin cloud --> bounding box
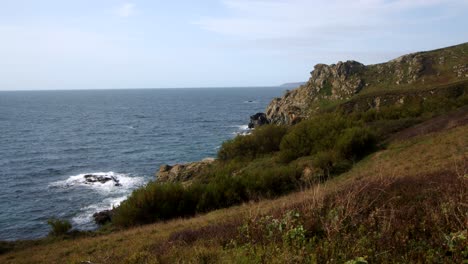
[115,3,136,17]
[195,0,467,42]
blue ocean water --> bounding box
[0,87,284,241]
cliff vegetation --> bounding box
[1,43,467,264]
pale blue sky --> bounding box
[0,0,467,90]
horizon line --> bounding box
[0,85,296,92]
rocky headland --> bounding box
[266,43,468,125]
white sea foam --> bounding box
[228,125,249,130]
[238,125,249,130]
[229,124,251,136]
[49,171,145,194]
[231,131,251,136]
[72,196,128,226]
[228,124,250,131]
[50,171,146,227]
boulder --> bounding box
[93,210,113,225]
[248,113,270,128]
[156,158,215,183]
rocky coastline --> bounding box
[93,42,468,225]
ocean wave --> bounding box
[228,124,251,136]
[228,124,250,130]
[231,131,251,136]
[72,196,127,226]
[49,171,145,194]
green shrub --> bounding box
[112,183,199,227]
[113,163,300,227]
[312,150,337,180]
[335,127,377,160]
[47,218,72,236]
[279,114,352,162]
[218,125,288,161]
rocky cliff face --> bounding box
[266,43,468,125]
[267,60,366,124]
[156,158,215,184]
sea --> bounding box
[0,87,285,241]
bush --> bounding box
[335,127,377,160]
[112,183,199,227]
[113,163,300,227]
[47,218,72,236]
[279,114,352,162]
[312,150,337,180]
[218,125,288,161]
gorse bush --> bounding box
[218,125,288,161]
[279,114,353,162]
[278,113,377,164]
[112,183,197,227]
[113,163,300,227]
[336,127,377,160]
[47,218,72,236]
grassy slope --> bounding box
[1,117,466,263]
[360,42,468,93]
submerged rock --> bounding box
[248,112,270,128]
[156,158,215,183]
[83,174,122,187]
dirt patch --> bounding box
[388,106,468,141]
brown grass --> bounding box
[1,125,467,263]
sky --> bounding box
[0,0,467,90]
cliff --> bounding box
[267,43,468,125]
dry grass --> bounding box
[1,125,467,263]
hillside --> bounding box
[1,109,466,263]
[1,43,467,263]
[267,43,468,125]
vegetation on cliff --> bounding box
[1,114,466,263]
[111,91,466,228]
[1,43,467,263]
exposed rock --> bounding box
[391,53,427,85]
[93,210,113,225]
[156,158,215,183]
[84,174,122,187]
[310,60,366,99]
[248,113,269,128]
[266,61,365,124]
[453,64,468,78]
[265,43,468,125]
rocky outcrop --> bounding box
[84,174,121,187]
[453,64,468,78]
[310,61,366,99]
[266,61,366,124]
[266,43,468,125]
[248,113,269,128]
[156,158,215,183]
